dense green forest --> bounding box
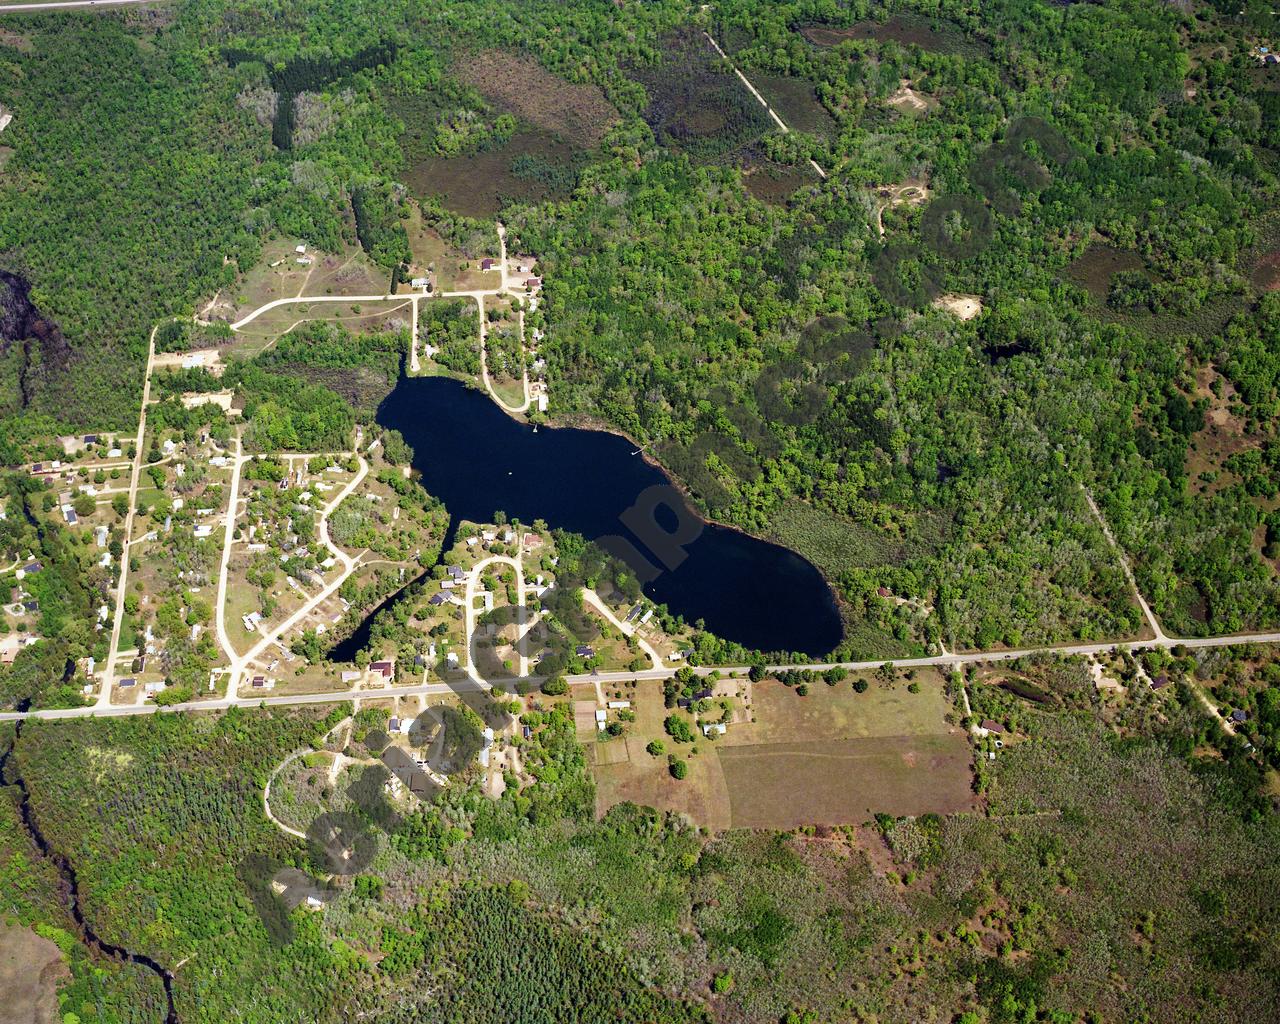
[2,1,1280,1014]
[1,0,1274,650]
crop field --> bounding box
[402,131,581,218]
[455,49,619,150]
[630,30,772,164]
[591,671,973,830]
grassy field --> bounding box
[718,733,973,828]
[403,206,497,291]
[591,679,735,830]
[591,670,974,830]
[228,299,414,359]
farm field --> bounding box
[591,670,973,830]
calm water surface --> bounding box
[373,376,842,656]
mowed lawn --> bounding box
[590,671,975,831]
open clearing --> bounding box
[718,733,972,828]
[751,73,838,136]
[402,131,580,219]
[630,30,772,165]
[887,80,938,116]
[798,16,992,59]
[455,49,619,149]
[933,293,983,320]
[0,923,68,1024]
[591,671,973,831]
[205,237,390,330]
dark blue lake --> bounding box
[364,375,843,656]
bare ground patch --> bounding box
[455,49,619,149]
[932,293,983,320]
[886,79,937,115]
[0,924,68,1024]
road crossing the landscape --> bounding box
[10,624,1280,723]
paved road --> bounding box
[227,454,370,692]
[212,436,247,670]
[11,627,1280,723]
[0,0,161,11]
[99,328,156,706]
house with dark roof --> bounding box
[1150,674,1169,690]
[575,645,595,658]
[480,258,497,271]
[370,660,394,680]
[1231,709,1248,724]
[980,719,1004,734]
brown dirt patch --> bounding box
[887,80,937,115]
[717,733,976,829]
[0,30,31,52]
[1252,250,1280,292]
[0,924,68,1024]
[1185,363,1249,496]
[456,50,619,149]
[932,293,982,320]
